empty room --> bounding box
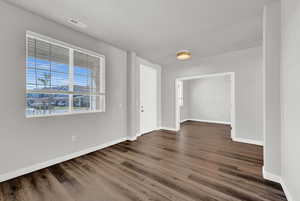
[0,0,299,201]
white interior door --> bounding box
[140,65,157,135]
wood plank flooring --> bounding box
[0,121,287,201]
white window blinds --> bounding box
[26,32,105,117]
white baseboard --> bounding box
[129,127,168,141]
[0,136,294,201]
[232,137,263,146]
[159,127,179,132]
[182,119,262,146]
[180,119,190,123]
[262,166,281,183]
[181,119,261,146]
[140,128,159,136]
[262,167,294,201]
[280,179,294,201]
[181,118,231,125]
[127,136,137,141]
[0,137,128,183]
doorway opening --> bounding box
[175,72,236,139]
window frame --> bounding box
[25,31,106,118]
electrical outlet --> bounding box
[72,135,77,142]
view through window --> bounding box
[26,32,105,117]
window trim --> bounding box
[25,31,106,118]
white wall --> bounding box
[0,1,127,178]
[281,0,300,200]
[127,51,139,140]
[127,53,162,139]
[186,76,231,123]
[180,81,190,121]
[262,1,282,179]
[162,47,263,143]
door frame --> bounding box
[175,72,236,139]
[137,57,162,137]
[139,64,158,136]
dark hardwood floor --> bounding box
[0,121,287,201]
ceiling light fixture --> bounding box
[67,18,87,28]
[176,50,191,60]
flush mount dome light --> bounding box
[176,50,191,60]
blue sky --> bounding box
[26,57,93,90]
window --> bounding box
[26,32,105,117]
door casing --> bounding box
[139,64,158,135]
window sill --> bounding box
[26,110,104,118]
